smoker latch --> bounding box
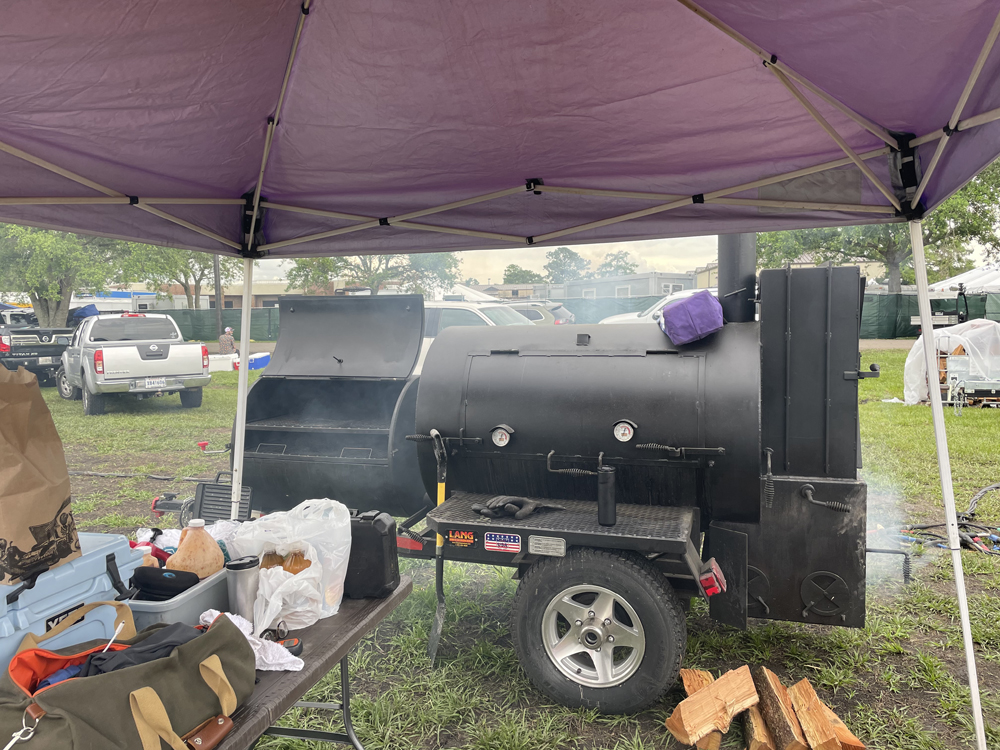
[636,444,726,459]
[844,363,880,380]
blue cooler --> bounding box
[248,352,271,370]
[0,533,144,665]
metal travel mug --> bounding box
[597,466,617,527]
[225,555,260,625]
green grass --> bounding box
[47,350,1000,749]
[42,370,260,457]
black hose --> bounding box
[68,470,211,483]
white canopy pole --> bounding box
[229,258,254,521]
[910,219,987,750]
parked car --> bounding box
[599,288,718,325]
[415,299,534,372]
[57,313,211,415]
[507,300,575,325]
[1,309,73,386]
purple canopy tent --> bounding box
[3,2,1000,741]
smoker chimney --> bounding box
[717,233,756,323]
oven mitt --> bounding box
[471,496,565,520]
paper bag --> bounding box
[0,367,80,584]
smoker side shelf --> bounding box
[426,492,697,555]
[246,417,390,434]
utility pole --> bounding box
[213,254,224,339]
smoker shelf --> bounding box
[427,491,697,555]
[246,417,389,433]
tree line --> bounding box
[499,248,638,285]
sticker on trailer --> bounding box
[446,530,477,548]
[484,532,521,553]
[528,535,566,557]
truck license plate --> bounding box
[37,357,55,364]
[145,377,166,389]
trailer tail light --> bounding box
[201,344,209,368]
[94,349,104,374]
[0,335,9,354]
[699,558,727,597]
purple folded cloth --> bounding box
[658,290,724,344]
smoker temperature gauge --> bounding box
[491,427,512,447]
[613,421,635,442]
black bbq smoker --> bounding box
[240,235,878,713]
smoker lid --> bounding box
[265,295,424,379]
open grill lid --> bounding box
[265,295,424,379]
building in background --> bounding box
[694,261,718,289]
[472,271,695,300]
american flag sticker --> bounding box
[484,532,521,553]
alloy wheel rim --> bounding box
[541,583,645,688]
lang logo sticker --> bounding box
[446,530,477,548]
[484,532,521,553]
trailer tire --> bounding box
[180,388,203,408]
[56,368,81,399]
[82,384,106,416]
[511,547,685,714]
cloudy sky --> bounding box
[256,235,719,284]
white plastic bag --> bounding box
[231,498,352,618]
[253,543,324,636]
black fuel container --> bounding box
[344,510,400,599]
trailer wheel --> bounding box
[57,368,81,400]
[82,384,106,415]
[180,388,203,408]
[511,548,685,714]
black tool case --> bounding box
[345,509,400,599]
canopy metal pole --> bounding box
[0,138,241,250]
[769,66,900,210]
[675,0,899,148]
[910,219,987,750]
[230,257,254,521]
[910,8,1000,206]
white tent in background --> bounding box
[929,266,1000,293]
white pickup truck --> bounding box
[57,313,211,415]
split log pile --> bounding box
[664,665,865,750]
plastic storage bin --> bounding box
[0,533,144,666]
[129,569,229,630]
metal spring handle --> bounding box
[546,450,601,476]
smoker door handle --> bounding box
[546,450,599,476]
[844,363,880,380]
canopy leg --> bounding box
[230,257,254,521]
[910,219,987,750]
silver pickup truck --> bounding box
[57,313,211,415]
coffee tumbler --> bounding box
[225,555,260,625]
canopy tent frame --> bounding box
[2,114,1000,257]
[1,3,998,745]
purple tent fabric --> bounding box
[1,0,999,257]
